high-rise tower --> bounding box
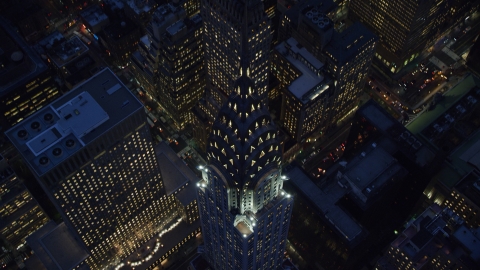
[5,69,177,269]
[192,0,273,151]
[349,0,444,74]
[202,0,271,105]
[196,2,293,269]
[131,3,204,130]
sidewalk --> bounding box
[411,73,466,110]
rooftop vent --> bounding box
[11,51,24,62]
[17,130,28,140]
[39,157,49,166]
[44,113,54,123]
[52,147,63,157]
[65,139,76,149]
[317,17,330,29]
[31,121,41,131]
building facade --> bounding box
[349,0,444,74]
[6,69,177,269]
[131,4,187,96]
[196,2,293,269]
[197,74,293,270]
[202,0,271,105]
[100,18,142,66]
[443,171,480,228]
[272,38,332,141]
[274,1,376,143]
[0,18,61,142]
[191,0,274,151]
[376,204,480,270]
[131,3,204,130]
[323,22,377,124]
[155,8,204,130]
[0,155,49,251]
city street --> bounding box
[367,11,479,124]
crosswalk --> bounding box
[429,56,447,71]
[442,46,461,61]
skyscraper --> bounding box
[155,7,204,130]
[0,17,60,134]
[192,0,273,150]
[274,1,376,143]
[202,0,271,104]
[131,3,204,130]
[5,69,177,269]
[0,154,49,251]
[196,1,293,269]
[349,0,444,74]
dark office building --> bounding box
[285,100,437,269]
[0,155,49,251]
[99,18,142,66]
[0,0,49,43]
[0,17,60,138]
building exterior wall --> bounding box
[157,14,205,130]
[349,0,444,73]
[5,70,180,269]
[0,159,49,250]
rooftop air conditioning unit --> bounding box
[52,147,63,158]
[65,139,76,149]
[31,121,41,132]
[39,156,50,166]
[17,130,29,140]
[43,113,54,124]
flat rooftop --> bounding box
[176,184,197,206]
[155,142,199,197]
[126,0,156,15]
[48,36,89,68]
[275,38,326,103]
[166,20,185,36]
[287,166,363,242]
[6,68,143,177]
[453,225,480,261]
[236,220,253,236]
[358,100,434,167]
[344,146,405,202]
[0,17,48,96]
[27,221,89,270]
[103,19,138,41]
[324,22,377,65]
[80,5,109,27]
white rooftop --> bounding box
[26,92,109,156]
[453,225,480,261]
[287,38,323,69]
[276,38,326,102]
[5,68,143,177]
